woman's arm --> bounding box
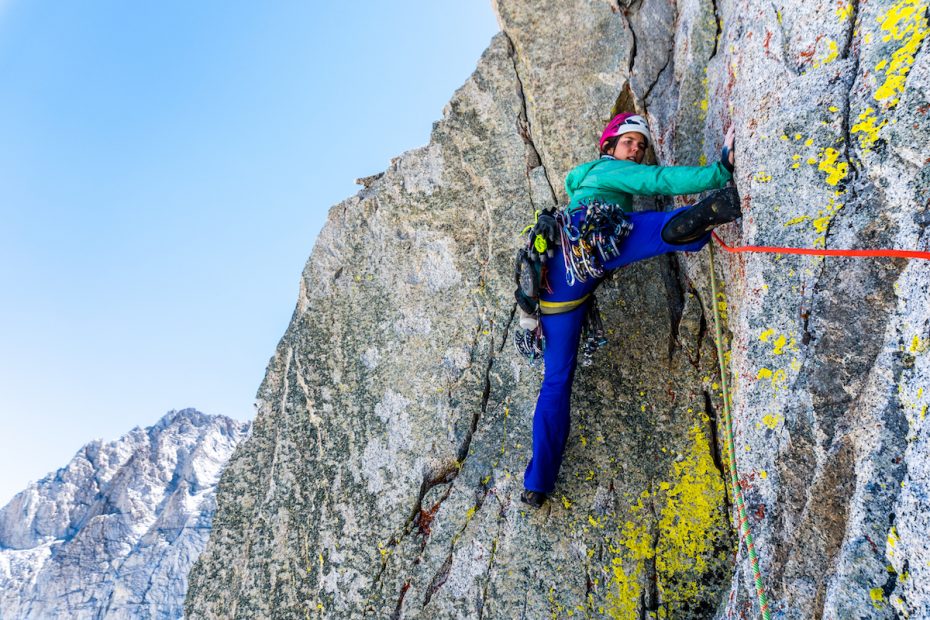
[582,125,737,197]
[583,159,732,196]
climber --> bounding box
[521,113,740,508]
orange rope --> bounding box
[711,232,930,260]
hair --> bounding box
[600,135,620,155]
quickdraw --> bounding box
[580,295,608,367]
[557,199,633,285]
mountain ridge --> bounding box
[0,408,249,619]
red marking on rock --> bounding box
[416,502,442,537]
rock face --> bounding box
[0,409,250,619]
[186,1,930,618]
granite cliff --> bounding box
[187,1,930,618]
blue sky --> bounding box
[0,1,499,505]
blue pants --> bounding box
[523,206,709,493]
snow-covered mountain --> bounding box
[0,408,249,620]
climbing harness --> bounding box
[557,199,633,286]
[708,243,772,620]
[513,200,629,365]
[712,231,930,261]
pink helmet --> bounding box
[599,113,651,150]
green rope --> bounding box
[708,243,772,620]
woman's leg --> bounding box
[602,206,710,270]
[523,302,587,494]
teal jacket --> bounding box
[565,158,732,212]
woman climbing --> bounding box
[520,113,739,508]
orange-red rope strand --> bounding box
[711,232,930,260]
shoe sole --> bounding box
[663,189,740,244]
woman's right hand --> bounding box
[724,125,735,167]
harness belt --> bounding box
[539,294,591,315]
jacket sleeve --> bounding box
[583,160,732,196]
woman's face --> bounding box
[610,131,647,163]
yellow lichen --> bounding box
[813,39,840,67]
[875,0,929,105]
[817,148,849,186]
[785,215,810,226]
[772,335,788,355]
[837,2,854,20]
[654,424,729,612]
[604,424,730,618]
[812,193,846,247]
[851,107,888,151]
[716,292,729,322]
[852,1,928,151]
[909,335,928,353]
[774,368,787,387]
[605,514,651,619]
[761,414,784,430]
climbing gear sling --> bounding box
[513,208,561,362]
[514,208,561,319]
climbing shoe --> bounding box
[520,490,547,509]
[661,187,741,245]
